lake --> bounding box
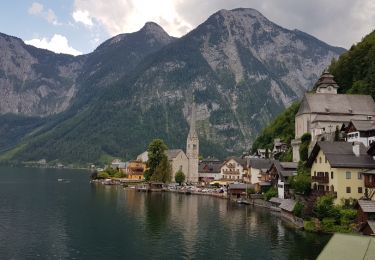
[0,167,330,259]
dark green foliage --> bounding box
[299,133,311,162]
[252,102,300,151]
[174,170,186,185]
[151,156,172,183]
[290,161,311,195]
[330,30,375,99]
[334,126,340,141]
[146,139,168,181]
[314,195,339,220]
[293,201,304,218]
[264,187,278,201]
[279,148,293,162]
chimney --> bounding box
[352,142,360,157]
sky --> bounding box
[1,0,374,56]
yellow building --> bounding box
[307,141,375,204]
[127,160,146,180]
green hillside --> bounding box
[252,30,375,151]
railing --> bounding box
[312,176,329,183]
[365,179,375,188]
[223,170,240,175]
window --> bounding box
[346,187,351,193]
[319,157,322,163]
[314,171,316,176]
[325,157,328,163]
[326,186,329,191]
[331,172,334,179]
[346,172,351,179]
[358,173,362,180]
[358,187,363,194]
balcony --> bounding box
[312,176,329,183]
[365,179,375,188]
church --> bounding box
[292,70,375,161]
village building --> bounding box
[111,159,126,169]
[307,141,375,204]
[292,70,375,161]
[227,183,254,199]
[272,138,288,158]
[127,160,146,180]
[166,149,189,182]
[220,157,248,182]
[343,120,375,147]
[268,161,298,199]
[356,200,375,236]
[198,157,222,183]
[136,151,149,163]
[248,158,273,192]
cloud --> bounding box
[25,34,82,56]
[72,10,94,26]
[73,0,193,37]
[28,2,60,25]
[73,0,375,49]
[28,2,44,15]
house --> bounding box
[136,151,149,163]
[198,157,222,183]
[344,120,375,147]
[111,159,126,169]
[317,233,375,260]
[228,183,254,198]
[248,158,273,192]
[359,221,375,236]
[268,161,298,199]
[166,149,189,183]
[127,160,146,180]
[307,141,375,204]
[356,200,375,226]
[220,157,248,182]
[292,70,375,161]
[272,138,288,158]
[256,149,267,158]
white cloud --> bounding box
[25,34,82,56]
[28,2,60,25]
[73,0,193,37]
[73,0,375,49]
[28,2,44,15]
[72,10,94,26]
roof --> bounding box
[249,158,273,170]
[279,199,296,212]
[296,93,375,117]
[269,197,283,204]
[314,71,339,90]
[166,149,184,160]
[307,141,375,169]
[270,161,297,180]
[358,200,375,213]
[317,233,375,260]
[224,156,248,168]
[366,221,375,233]
[198,160,222,173]
[228,183,254,190]
[350,120,375,132]
[362,169,375,175]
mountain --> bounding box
[252,29,375,154]
[0,8,345,165]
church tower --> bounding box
[186,101,199,183]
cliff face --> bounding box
[0,8,345,163]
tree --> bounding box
[299,133,311,162]
[145,139,168,181]
[290,161,311,195]
[151,156,172,183]
[334,125,340,141]
[314,195,340,220]
[175,170,186,185]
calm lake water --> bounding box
[0,167,330,259]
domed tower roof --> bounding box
[314,69,339,94]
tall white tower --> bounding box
[186,101,199,183]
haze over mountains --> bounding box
[0,8,345,164]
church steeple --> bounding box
[188,100,198,138]
[186,100,199,183]
[315,69,339,94]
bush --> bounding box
[264,187,278,201]
[175,170,186,185]
[314,195,340,220]
[247,188,256,196]
[304,220,316,232]
[293,201,304,217]
[97,172,109,179]
[114,171,124,178]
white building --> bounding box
[344,120,375,147]
[292,71,375,162]
[166,149,189,182]
[221,157,248,181]
[198,157,223,182]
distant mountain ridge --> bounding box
[0,8,345,164]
